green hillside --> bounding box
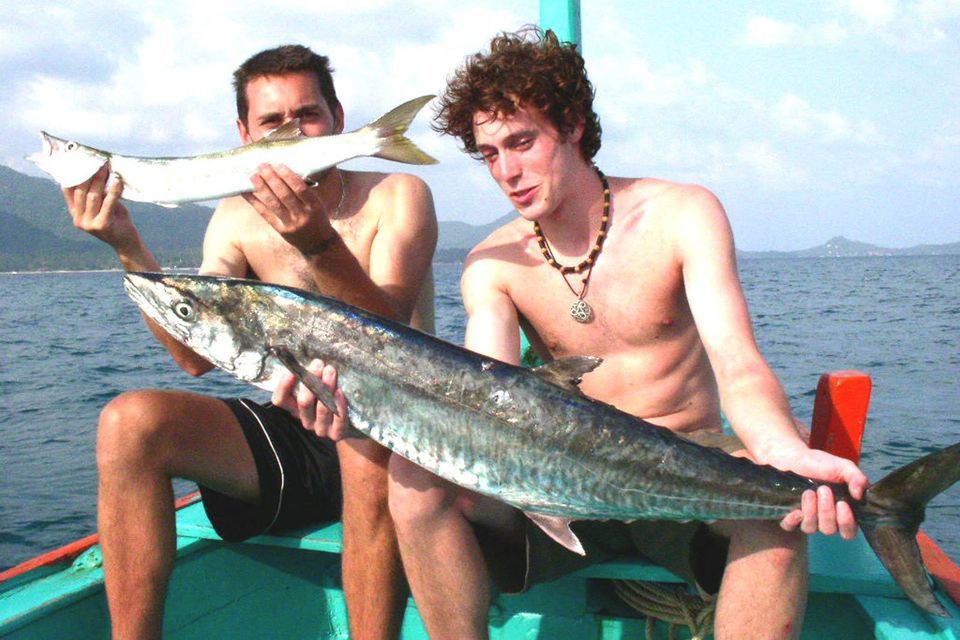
[0,165,211,270]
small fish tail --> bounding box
[366,95,438,165]
[853,441,960,617]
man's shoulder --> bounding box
[625,176,717,206]
[353,170,430,198]
[351,170,435,222]
[210,194,255,220]
[462,215,529,288]
[204,196,261,238]
[619,177,725,228]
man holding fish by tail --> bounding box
[369,29,868,640]
[58,45,437,640]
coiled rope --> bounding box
[613,579,716,640]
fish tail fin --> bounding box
[365,95,438,165]
[853,441,960,616]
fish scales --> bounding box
[123,272,960,616]
[142,274,818,520]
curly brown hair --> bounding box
[434,26,601,161]
[232,44,340,127]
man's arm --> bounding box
[268,170,438,437]
[461,248,522,363]
[61,165,241,376]
[245,165,436,322]
[675,184,867,538]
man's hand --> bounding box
[272,359,351,440]
[243,164,340,254]
[776,447,869,540]
[63,163,138,252]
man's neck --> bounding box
[311,167,346,218]
[535,162,605,256]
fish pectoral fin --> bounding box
[268,345,340,418]
[524,512,585,556]
[532,356,603,392]
[263,119,303,141]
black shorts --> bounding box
[198,398,342,541]
[516,519,728,594]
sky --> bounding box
[2,1,958,250]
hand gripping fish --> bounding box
[123,271,960,617]
[26,95,437,207]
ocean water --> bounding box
[1,256,958,572]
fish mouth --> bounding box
[25,132,55,164]
[122,273,148,303]
[123,272,164,302]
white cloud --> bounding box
[20,76,135,139]
[735,140,806,185]
[744,16,797,47]
[744,1,959,50]
[772,94,881,144]
[842,0,959,50]
[843,0,898,29]
[815,19,851,44]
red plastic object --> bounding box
[809,371,871,463]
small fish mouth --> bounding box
[25,132,54,164]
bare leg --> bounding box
[337,438,406,640]
[711,520,808,640]
[388,455,522,640]
[96,390,259,640]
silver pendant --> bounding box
[570,298,593,323]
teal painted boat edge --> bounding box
[856,594,960,639]
[0,536,211,637]
[4,505,960,638]
[176,501,346,553]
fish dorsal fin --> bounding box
[524,512,585,556]
[263,119,303,141]
[532,356,602,392]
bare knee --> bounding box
[338,439,393,518]
[97,390,179,474]
[720,519,807,569]
[388,456,458,533]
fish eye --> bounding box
[65,141,77,151]
[173,300,195,321]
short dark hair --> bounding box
[434,27,601,161]
[232,44,340,125]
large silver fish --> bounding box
[123,271,960,616]
[26,95,437,207]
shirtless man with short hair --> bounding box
[63,44,436,640]
[385,28,867,640]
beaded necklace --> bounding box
[532,167,610,323]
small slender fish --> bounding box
[26,95,437,207]
[123,271,960,617]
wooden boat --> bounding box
[3,371,959,639]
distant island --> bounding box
[736,236,960,260]
[2,165,958,271]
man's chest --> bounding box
[236,214,377,286]
[512,249,692,358]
